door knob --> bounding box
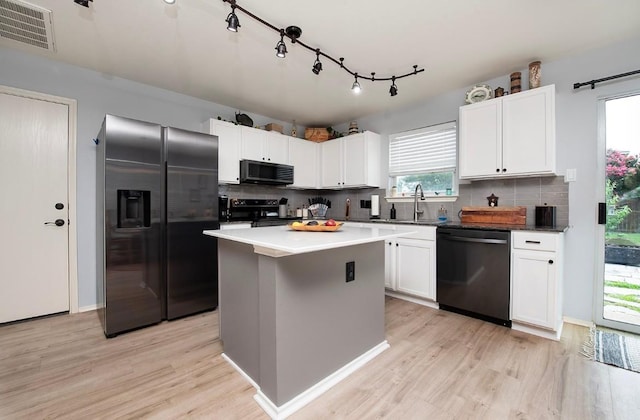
[44,219,65,227]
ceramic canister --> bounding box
[529,61,541,89]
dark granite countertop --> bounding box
[340,218,568,233]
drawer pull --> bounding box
[548,260,554,264]
[525,240,541,244]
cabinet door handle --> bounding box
[548,260,554,264]
[502,168,507,172]
[525,240,541,244]
[396,243,399,247]
[388,241,392,245]
[496,168,500,172]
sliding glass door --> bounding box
[596,93,640,333]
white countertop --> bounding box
[203,225,415,257]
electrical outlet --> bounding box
[346,261,355,282]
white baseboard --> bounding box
[221,353,259,390]
[385,291,439,309]
[78,304,98,313]
[512,321,563,341]
[224,341,390,420]
[563,316,594,328]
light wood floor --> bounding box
[1,297,639,419]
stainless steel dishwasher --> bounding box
[436,227,511,327]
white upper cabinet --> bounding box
[207,119,241,184]
[320,138,343,188]
[288,137,319,189]
[240,127,289,164]
[320,131,381,189]
[459,84,556,179]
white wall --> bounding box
[0,46,293,308]
[349,37,640,321]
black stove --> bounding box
[220,197,297,227]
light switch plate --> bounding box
[565,168,577,182]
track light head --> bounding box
[226,6,240,32]
[389,77,398,97]
[163,0,176,4]
[312,60,323,75]
[276,41,287,58]
[312,49,322,75]
[275,31,287,58]
[352,74,361,94]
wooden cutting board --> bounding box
[461,206,527,225]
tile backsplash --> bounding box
[219,175,569,226]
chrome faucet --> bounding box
[414,184,425,222]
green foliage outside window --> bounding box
[395,172,454,195]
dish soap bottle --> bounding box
[390,204,396,220]
[438,205,448,222]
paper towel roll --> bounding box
[371,195,380,217]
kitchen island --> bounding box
[203,224,413,419]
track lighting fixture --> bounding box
[351,74,361,94]
[275,30,287,58]
[73,0,92,7]
[389,77,398,97]
[312,49,323,75]
[225,2,240,32]
[221,0,424,96]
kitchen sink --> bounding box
[369,219,446,225]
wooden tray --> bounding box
[460,206,526,225]
[288,222,343,232]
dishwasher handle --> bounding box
[441,235,508,245]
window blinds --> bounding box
[388,121,457,176]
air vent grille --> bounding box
[0,0,54,51]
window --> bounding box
[388,121,457,196]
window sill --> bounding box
[385,196,458,203]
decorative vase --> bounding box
[348,121,359,135]
[529,61,541,89]
[510,72,521,94]
[494,87,504,97]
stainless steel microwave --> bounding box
[239,159,294,185]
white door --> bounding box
[395,238,434,299]
[0,92,70,323]
[321,139,342,188]
[502,86,555,176]
[265,131,288,164]
[240,126,266,161]
[511,250,556,328]
[458,100,502,178]
[289,137,318,188]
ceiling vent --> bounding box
[0,0,55,51]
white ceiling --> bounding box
[2,0,640,127]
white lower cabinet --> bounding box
[385,226,437,303]
[511,231,564,340]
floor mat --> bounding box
[585,328,640,373]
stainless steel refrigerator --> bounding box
[96,115,219,337]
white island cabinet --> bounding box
[203,224,413,419]
[511,230,564,340]
[459,84,556,179]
